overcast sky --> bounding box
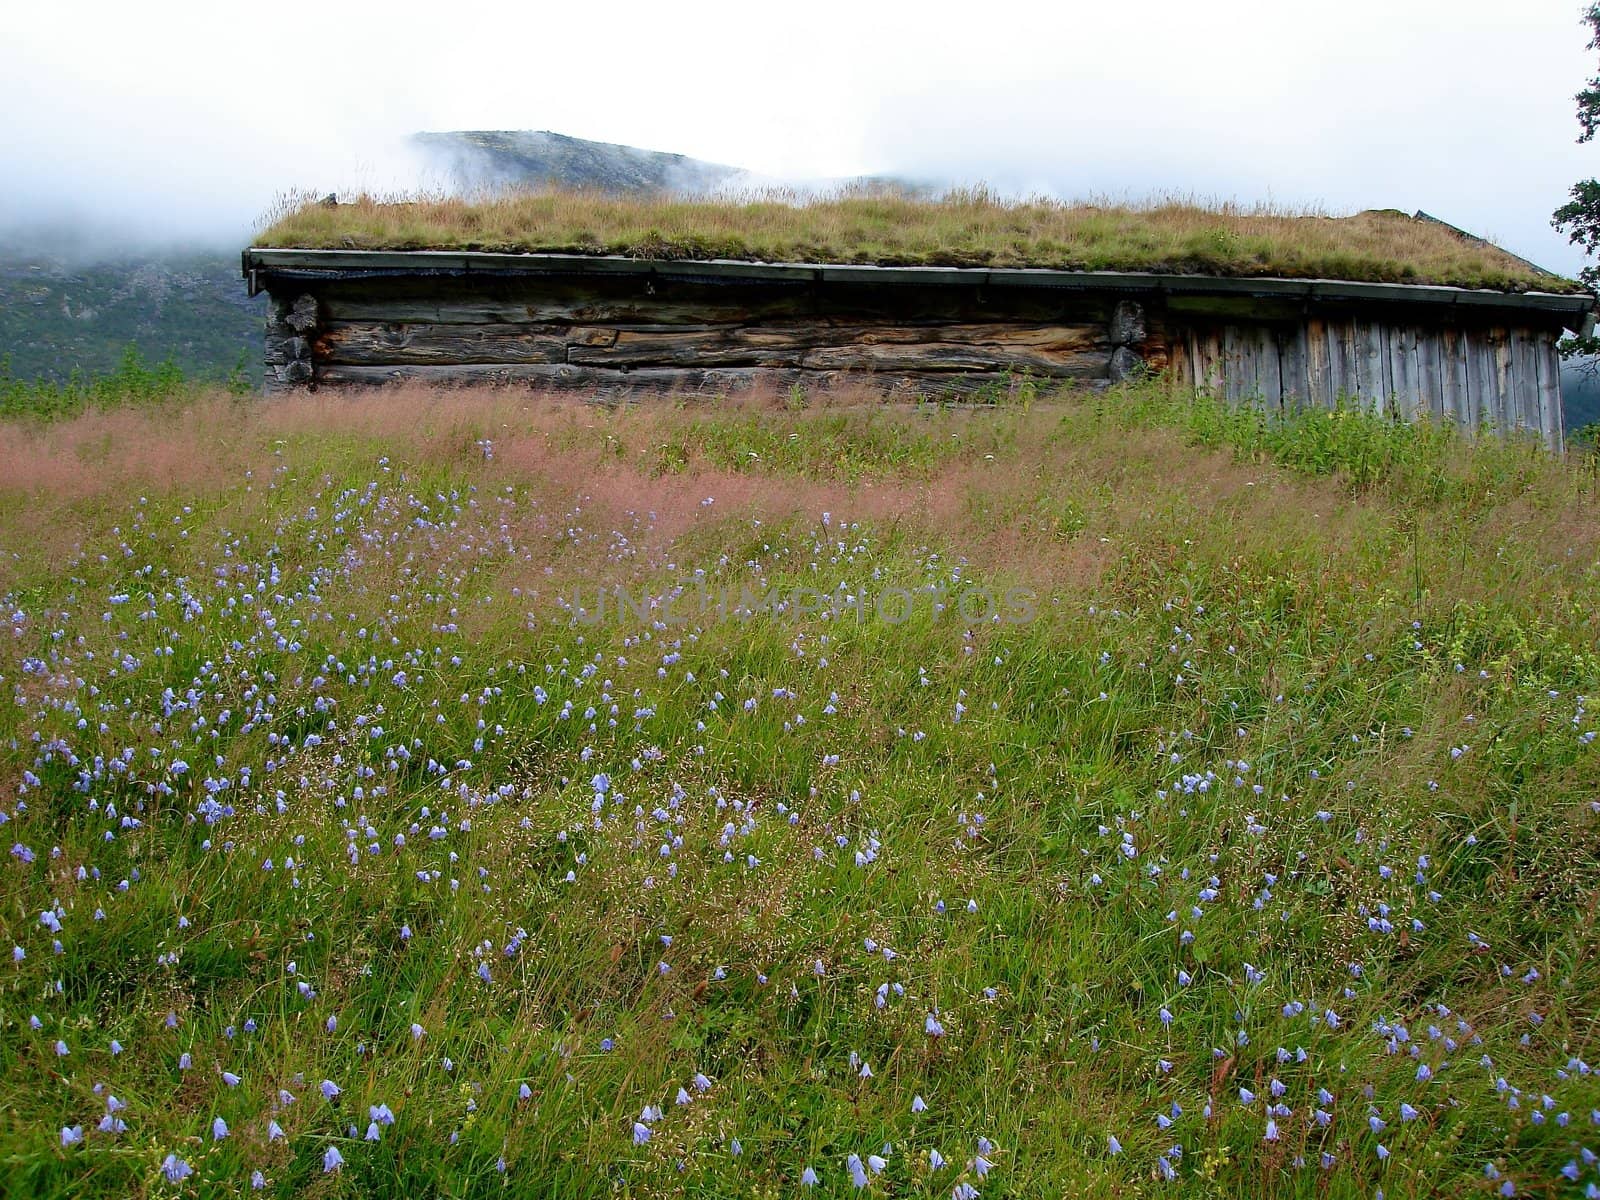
[2,0,1596,275]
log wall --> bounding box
[264,273,1167,401]
[249,256,1581,450]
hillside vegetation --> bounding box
[259,189,1584,293]
[1,382,1598,1197]
[0,242,260,384]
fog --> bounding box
[2,0,1595,277]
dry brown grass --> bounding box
[256,186,1578,293]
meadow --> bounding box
[1,379,1598,1197]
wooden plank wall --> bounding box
[1170,318,1564,450]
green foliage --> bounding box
[0,343,197,418]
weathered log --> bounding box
[312,318,1113,373]
[798,343,1110,377]
[311,362,1102,399]
[316,276,1113,328]
[316,324,570,365]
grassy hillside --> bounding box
[0,244,260,383]
[1,380,1597,1196]
[260,189,1585,292]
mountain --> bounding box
[0,239,259,382]
[0,132,742,385]
[411,130,739,194]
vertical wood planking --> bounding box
[1415,330,1443,423]
[1490,327,1515,434]
[1438,327,1467,433]
[1532,330,1563,451]
[1508,328,1541,439]
[1327,320,1350,407]
[1257,326,1284,410]
[1172,316,1564,452]
[1309,319,1334,410]
[1221,326,1243,402]
[1355,320,1383,410]
[1470,330,1499,435]
[1280,323,1309,412]
[1197,329,1224,395]
[1388,324,1421,420]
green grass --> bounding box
[1,381,1598,1197]
[255,187,1585,293]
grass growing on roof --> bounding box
[256,186,1584,293]
[2,381,1599,1196]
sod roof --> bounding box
[256,190,1586,295]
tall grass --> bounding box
[1,383,1597,1197]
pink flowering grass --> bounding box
[0,382,1597,1196]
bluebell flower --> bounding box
[212,1116,229,1140]
[60,1125,83,1147]
[323,1146,344,1172]
[800,1166,818,1186]
[160,1155,193,1183]
[846,1154,868,1188]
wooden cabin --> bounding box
[242,247,1593,450]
